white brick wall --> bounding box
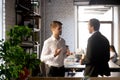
[5,0,15,39]
[41,0,75,51]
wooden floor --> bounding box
[28,77,120,80]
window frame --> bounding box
[0,0,5,40]
[75,6,114,50]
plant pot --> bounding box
[19,67,30,80]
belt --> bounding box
[50,66,64,69]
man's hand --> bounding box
[81,54,85,59]
[80,54,85,65]
[80,59,83,65]
[54,48,62,57]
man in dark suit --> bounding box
[80,18,110,77]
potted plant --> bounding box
[0,25,40,80]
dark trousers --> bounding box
[47,66,65,77]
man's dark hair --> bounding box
[89,18,100,31]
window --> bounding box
[75,6,113,51]
[0,0,5,40]
[0,0,5,70]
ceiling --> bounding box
[80,6,112,15]
[74,0,120,5]
[78,6,113,21]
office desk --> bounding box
[64,60,120,77]
[28,77,120,80]
[108,60,120,72]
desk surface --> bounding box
[29,77,120,80]
[64,60,120,69]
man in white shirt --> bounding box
[40,21,67,77]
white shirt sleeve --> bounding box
[110,51,115,58]
[40,41,54,63]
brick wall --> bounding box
[5,0,15,39]
[41,0,75,51]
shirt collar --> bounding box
[91,31,97,35]
[90,31,97,37]
[51,35,61,41]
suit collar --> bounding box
[90,31,101,38]
[90,31,97,37]
[91,31,97,35]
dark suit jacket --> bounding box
[84,31,110,77]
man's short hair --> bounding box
[89,18,100,31]
[50,21,62,29]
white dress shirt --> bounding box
[91,31,97,36]
[40,35,67,67]
[110,51,115,58]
